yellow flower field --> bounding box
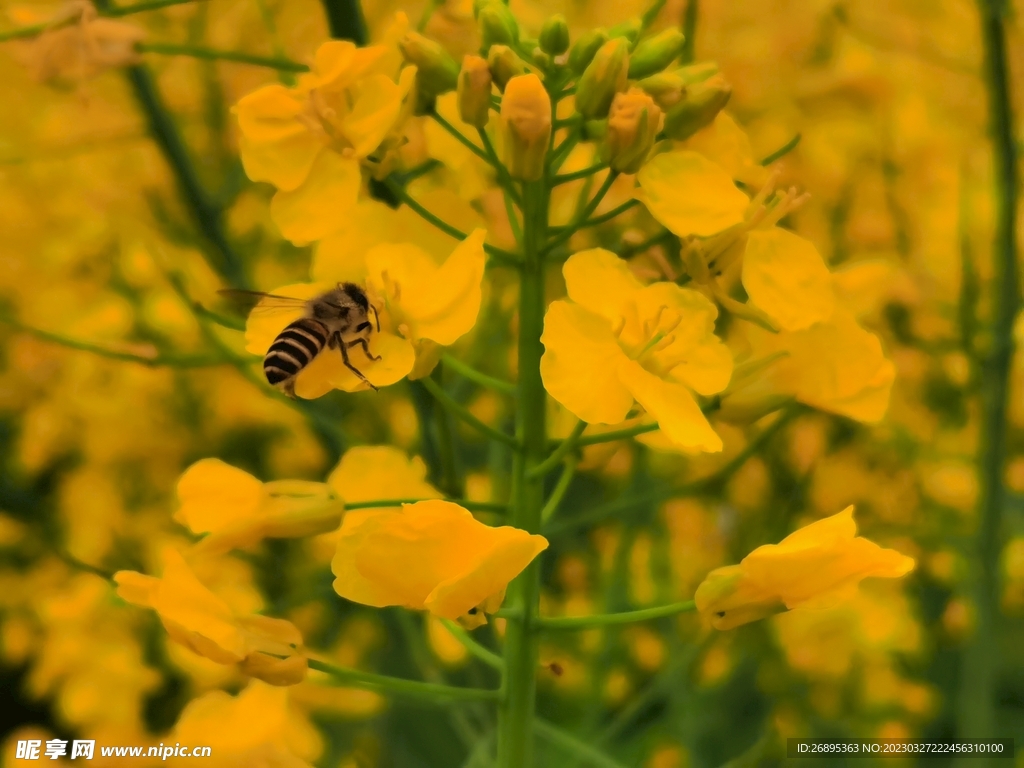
[0,0,1019,765]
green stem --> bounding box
[617,230,673,259]
[432,364,463,498]
[680,0,698,63]
[543,171,619,255]
[575,422,659,446]
[319,0,366,44]
[533,719,627,768]
[534,600,695,629]
[540,460,576,523]
[0,0,199,42]
[432,112,490,163]
[138,42,308,71]
[552,163,609,185]
[558,199,638,232]
[442,353,517,396]
[440,619,505,670]
[529,420,586,478]
[343,498,507,513]
[497,178,549,768]
[307,658,500,702]
[419,376,520,448]
[958,0,1019,741]
[117,59,247,287]
[385,179,520,266]
[479,129,522,205]
[759,133,802,166]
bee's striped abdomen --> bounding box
[263,318,329,387]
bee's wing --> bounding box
[218,289,310,317]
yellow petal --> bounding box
[113,570,159,608]
[831,259,897,317]
[293,330,415,397]
[342,74,403,158]
[331,510,404,607]
[694,565,781,630]
[234,85,324,191]
[369,230,486,345]
[742,228,835,331]
[312,200,402,284]
[175,458,265,535]
[270,152,362,245]
[562,248,643,322]
[681,112,769,188]
[636,150,749,236]
[326,445,440,503]
[618,359,722,453]
[666,336,734,396]
[540,300,634,424]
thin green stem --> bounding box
[479,129,522,205]
[3,317,239,368]
[533,720,627,768]
[529,420,586,478]
[138,42,308,71]
[759,133,802,166]
[548,128,581,174]
[504,189,524,248]
[432,112,490,163]
[319,0,366,43]
[958,0,1019,742]
[617,229,674,259]
[534,600,695,629]
[680,0,698,63]
[440,620,505,670]
[307,658,501,702]
[419,376,520,448]
[497,178,549,768]
[343,498,507,513]
[0,0,200,42]
[552,162,609,185]
[442,353,517,395]
[552,199,638,233]
[385,179,520,266]
[540,460,576,523]
[543,171,620,255]
[575,422,659,446]
[432,363,463,498]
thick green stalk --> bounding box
[497,179,549,768]
[958,0,1019,741]
[320,0,367,44]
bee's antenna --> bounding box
[370,304,381,332]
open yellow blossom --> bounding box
[246,230,487,395]
[115,548,307,685]
[234,37,415,244]
[541,249,732,453]
[331,500,547,625]
[636,150,749,237]
[175,458,343,554]
[695,506,914,630]
[326,445,441,505]
[172,681,316,768]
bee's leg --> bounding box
[281,379,297,399]
[348,338,382,362]
[339,342,379,392]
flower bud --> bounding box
[637,71,686,110]
[675,61,720,85]
[608,17,642,44]
[568,28,608,74]
[603,88,662,173]
[501,74,551,181]
[478,1,519,52]
[662,74,731,140]
[488,45,528,90]
[574,38,630,119]
[539,15,570,56]
[628,28,686,79]
[399,32,460,100]
[458,55,493,127]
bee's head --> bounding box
[339,282,370,312]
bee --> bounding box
[220,283,382,397]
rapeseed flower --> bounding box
[331,500,547,626]
[115,548,308,685]
[541,249,732,452]
[175,458,343,554]
[695,506,915,630]
[246,229,486,395]
[234,35,415,244]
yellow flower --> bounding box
[331,500,547,624]
[172,681,316,768]
[234,38,416,244]
[174,459,344,554]
[694,506,914,630]
[636,150,749,237]
[115,548,308,685]
[500,74,551,181]
[246,230,487,396]
[540,249,732,453]
[326,445,441,505]
[741,227,835,331]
